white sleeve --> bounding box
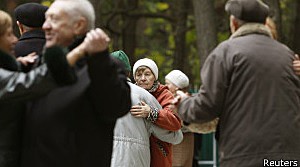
[149,122,183,144]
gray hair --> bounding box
[55,0,95,31]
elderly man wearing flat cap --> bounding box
[14,3,48,72]
[175,0,300,166]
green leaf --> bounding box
[41,0,53,7]
[156,2,169,11]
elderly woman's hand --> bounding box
[293,54,300,76]
[130,101,151,118]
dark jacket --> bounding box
[0,48,75,167]
[14,29,46,72]
[0,50,26,167]
[21,46,131,167]
[178,23,300,166]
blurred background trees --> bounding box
[2,0,299,91]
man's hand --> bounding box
[173,90,189,106]
[82,28,110,55]
[170,90,189,113]
[16,52,38,66]
[66,28,111,66]
[293,54,300,76]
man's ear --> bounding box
[230,15,239,33]
[73,17,88,35]
[16,21,24,35]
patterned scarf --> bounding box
[148,80,159,93]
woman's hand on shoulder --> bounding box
[130,101,151,118]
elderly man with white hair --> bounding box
[20,0,131,167]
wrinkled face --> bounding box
[43,1,77,48]
[135,66,156,90]
[0,27,17,55]
[165,79,178,94]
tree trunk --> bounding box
[1,1,7,11]
[99,0,138,65]
[121,0,138,65]
[5,0,17,13]
[173,0,189,72]
[89,0,102,28]
[193,0,217,69]
[264,0,282,41]
[293,0,300,54]
[122,17,138,64]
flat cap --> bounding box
[15,3,48,28]
[225,0,269,23]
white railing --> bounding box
[197,133,218,167]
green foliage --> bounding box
[217,31,230,43]
[186,30,197,45]
[145,1,169,12]
[144,26,153,36]
[41,0,53,7]
[134,48,148,57]
[168,35,175,49]
[8,0,296,90]
[186,29,201,88]
[156,2,169,11]
[22,0,295,89]
[189,45,201,89]
[148,51,172,82]
[138,18,175,81]
[280,0,297,47]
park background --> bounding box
[1,0,300,166]
[1,0,299,90]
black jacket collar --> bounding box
[19,29,45,41]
